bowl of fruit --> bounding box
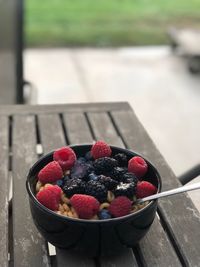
[26,141,161,256]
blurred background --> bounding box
[0,0,200,207]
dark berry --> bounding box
[93,157,118,174]
[56,179,63,187]
[108,167,127,182]
[98,175,118,190]
[113,182,136,199]
[85,151,94,161]
[88,173,98,181]
[77,157,87,163]
[63,178,85,197]
[98,209,112,220]
[85,180,107,203]
[123,172,138,184]
[113,153,128,167]
[70,161,93,180]
[58,175,70,188]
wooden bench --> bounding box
[0,102,200,266]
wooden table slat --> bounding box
[12,115,50,267]
[100,248,139,267]
[87,112,124,147]
[56,250,96,267]
[0,102,131,116]
[38,112,96,266]
[139,216,181,267]
[0,116,9,267]
[38,114,66,153]
[111,110,200,266]
[63,112,94,144]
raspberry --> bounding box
[38,161,63,184]
[136,181,157,199]
[44,184,62,201]
[70,194,100,219]
[91,140,112,159]
[36,185,62,211]
[108,196,132,218]
[128,156,148,178]
[53,146,76,171]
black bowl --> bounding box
[26,144,161,257]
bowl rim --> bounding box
[26,144,162,224]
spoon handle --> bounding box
[137,182,200,204]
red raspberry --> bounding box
[136,181,157,199]
[128,156,148,178]
[36,185,62,211]
[91,140,112,159]
[70,194,100,219]
[44,184,62,201]
[108,196,132,218]
[38,161,63,184]
[53,146,76,171]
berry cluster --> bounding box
[35,141,157,220]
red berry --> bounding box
[108,196,132,218]
[38,161,63,184]
[44,184,62,201]
[53,146,76,171]
[136,181,157,199]
[128,156,148,178]
[70,194,100,219]
[36,185,62,211]
[91,140,112,159]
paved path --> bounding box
[24,46,200,209]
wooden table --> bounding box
[1,102,200,267]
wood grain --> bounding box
[12,115,50,267]
[0,116,9,267]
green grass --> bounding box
[25,0,200,47]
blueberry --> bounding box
[56,179,63,187]
[85,151,93,161]
[77,157,87,163]
[88,173,98,181]
[98,209,112,220]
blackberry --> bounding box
[113,153,128,167]
[93,157,118,174]
[63,178,85,197]
[108,167,128,182]
[85,180,107,203]
[113,182,136,199]
[70,160,94,180]
[98,175,118,190]
[88,173,98,181]
[123,172,138,184]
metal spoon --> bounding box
[136,182,200,204]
